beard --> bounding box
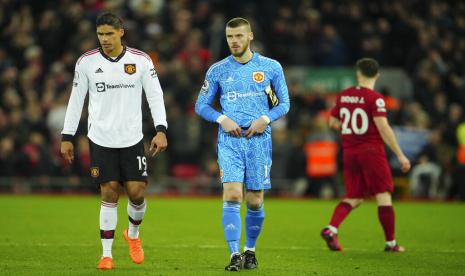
[230,41,249,57]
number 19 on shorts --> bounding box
[136,156,147,171]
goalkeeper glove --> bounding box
[264,84,279,108]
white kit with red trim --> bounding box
[62,46,167,148]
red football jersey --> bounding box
[330,86,387,152]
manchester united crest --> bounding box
[90,167,100,178]
[124,64,136,75]
[253,71,265,83]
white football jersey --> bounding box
[62,46,167,148]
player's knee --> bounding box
[353,199,364,208]
[224,190,243,202]
[125,182,146,204]
[128,190,145,205]
[344,198,363,208]
[246,200,263,210]
[100,182,120,203]
[375,192,392,206]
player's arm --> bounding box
[373,117,411,172]
[264,61,290,122]
[328,96,341,131]
[329,116,341,131]
[61,63,89,164]
[142,59,168,156]
[195,69,241,137]
[246,61,290,138]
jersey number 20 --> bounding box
[340,107,368,135]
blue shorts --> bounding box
[217,131,272,190]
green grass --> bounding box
[0,196,464,275]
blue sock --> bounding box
[222,201,241,255]
[245,204,265,249]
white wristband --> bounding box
[261,115,271,124]
[216,115,227,123]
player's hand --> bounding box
[397,154,411,173]
[150,132,168,156]
[60,141,74,165]
[219,117,242,137]
[245,116,269,139]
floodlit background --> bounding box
[1,0,464,200]
[1,1,465,275]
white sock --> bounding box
[100,201,118,258]
[386,240,396,247]
[127,199,147,238]
[244,246,255,252]
[328,225,338,234]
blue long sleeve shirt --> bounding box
[195,53,290,133]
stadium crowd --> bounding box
[0,0,464,200]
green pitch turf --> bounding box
[0,196,464,275]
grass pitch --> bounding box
[0,195,464,275]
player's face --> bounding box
[226,25,253,57]
[96,25,124,53]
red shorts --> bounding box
[342,147,393,198]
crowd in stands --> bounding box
[0,0,464,199]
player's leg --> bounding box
[89,139,120,269]
[243,189,264,269]
[98,181,120,269]
[125,181,147,239]
[218,135,246,271]
[322,152,363,251]
[329,198,363,232]
[223,182,244,271]
[241,134,271,268]
[364,150,404,252]
[120,139,149,264]
[321,198,362,251]
[376,192,405,252]
[122,181,146,264]
[244,190,264,252]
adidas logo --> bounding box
[142,171,147,177]
[248,225,261,231]
[225,224,236,231]
[95,68,103,73]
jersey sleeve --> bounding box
[61,62,89,139]
[142,58,168,132]
[194,66,222,123]
[264,61,290,122]
[371,94,387,117]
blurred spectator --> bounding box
[410,130,444,199]
[0,136,16,176]
[303,113,338,198]
[0,0,464,200]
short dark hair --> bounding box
[355,58,379,78]
[226,17,251,29]
[96,12,123,29]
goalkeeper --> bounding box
[195,17,290,272]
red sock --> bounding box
[378,206,395,241]
[329,202,353,228]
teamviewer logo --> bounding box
[96,82,106,92]
[226,91,237,101]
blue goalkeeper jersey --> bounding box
[195,52,290,134]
